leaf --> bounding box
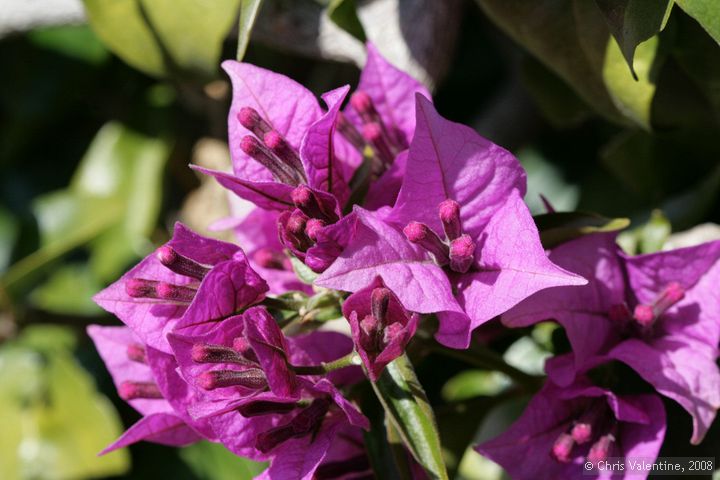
[1,123,169,304]
[534,211,630,248]
[141,0,241,77]
[237,0,265,61]
[474,0,625,122]
[0,206,18,273]
[289,254,319,285]
[83,0,241,78]
[327,0,367,42]
[520,55,593,128]
[676,0,720,44]
[82,0,166,76]
[441,371,509,402]
[594,0,673,77]
[638,209,672,253]
[30,264,104,315]
[371,353,448,480]
[0,326,129,480]
[602,34,662,130]
[180,440,267,480]
[28,25,110,65]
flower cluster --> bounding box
[89,44,720,480]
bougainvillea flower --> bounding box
[342,276,419,380]
[87,325,213,452]
[169,306,362,416]
[317,96,585,348]
[503,233,720,443]
[476,372,666,480]
[169,308,369,478]
[194,44,429,273]
[231,206,311,294]
[93,223,268,353]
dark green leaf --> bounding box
[237,0,265,60]
[327,0,367,42]
[371,354,448,480]
[535,211,630,248]
[474,0,624,122]
[594,0,673,77]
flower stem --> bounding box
[292,352,359,375]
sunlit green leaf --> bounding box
[0,326,129,480]
[371,354,448,480]
[441,371,509,402]
[676,0,720,44]
[83,0,241,78]
[603,34,662,130]
[237,0,265,61]
[180,440,266,480]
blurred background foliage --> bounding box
[0,0,719,478]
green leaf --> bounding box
[638,209,672,253]
[602,34,662,130]
[594,0,673,77]
[474,0,625,122]
[180,441,266,480]
[520,55,593,128]
[1,123,169,305]
[371,354,448,480]
[30,264,104,316]
[83,0,241,78]
[0,206,18,273]
[0,326,129,480]
[289,255,319,285]
[676,0,720,44]
[83,0,167,76]
[441,371,509,402]
[237,0,265,61]
[141,0,241,77]
[534,211,630,248]
[28,25,111,65]
[327,0,367,41]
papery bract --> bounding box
[476,371,666,480]
[87,325,209,452]
[503,233,720,443]
[93,223,268,353]
[318,96,585,348]
[342,276,419,381]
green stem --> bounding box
[261,295,307,312]
[427,343,542,389]
[292,352,359,375]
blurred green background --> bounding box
[1,0,719,479]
